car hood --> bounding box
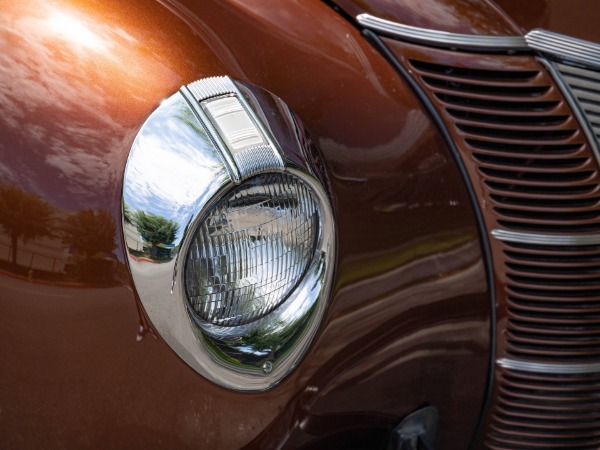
[331,0,600,44]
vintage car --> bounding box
[2,0,600,448]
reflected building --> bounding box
[124,221,144,253]
[0,232,69,274]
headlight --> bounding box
[123,76,335,391]
[186,172,320,328]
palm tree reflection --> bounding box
[0,182,56,265]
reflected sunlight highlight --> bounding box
[47,12,108,52]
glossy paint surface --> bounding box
[0,0,489,448]
[494,0,600,44]
[332,0,522,36]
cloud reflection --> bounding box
[123,95,229,244]
[0,0,178,209]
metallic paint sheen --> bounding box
[332,0,522,36]
[494,0,600,44]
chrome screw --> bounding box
[262,361,273,374]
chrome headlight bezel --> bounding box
[122,76,335,391]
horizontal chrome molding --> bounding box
[357,13,528,51]
[499,358,600,374]
[527,29,600,70]
[358,17,600,65]
[491,229,600,246]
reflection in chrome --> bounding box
[179,85,241,182]
[123,78,335,391]
[356,13,528,51]
[498,358,600,374]
[186,172,320,327]
[539,59,600,166]
[182,76,284,181]
[491,229,600,246]
[527,31,600,175]
[526,29,600,70]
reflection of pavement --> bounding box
[128,259,195,362]
[130,259,174,299]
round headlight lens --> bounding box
[185,172,320,327]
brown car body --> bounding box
[0,1,598,449]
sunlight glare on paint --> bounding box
[47,12,108,52]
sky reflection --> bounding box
[123,95,230,244]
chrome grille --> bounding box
[383,41,600,449]
[408,59,600,234]
[487,368,600,449]
[504,240,600,361]
[557,63,600,149]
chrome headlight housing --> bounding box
[122,77,335,391]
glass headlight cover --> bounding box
[186,173,320,328]
[122,76,335,391]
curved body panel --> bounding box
[495,0,600,43]
[331,0,521,36]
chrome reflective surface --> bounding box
[185,172,320,327]
[182,76,284,181]
[179,86,241,183]
[527,29,600,69]
[491,229,600,246]
[526,31,600,167]
[357,13,528,51]
[538,59,600,167]
[122,80,335,391]
[498,358,600,374]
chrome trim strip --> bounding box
[234,145,283,177]
[540,59,600,163]
[526,29,600,70]
[356,13,528,51]
[228,82,285,170]
[559,63,600,83]
[491,229,600,246]
[498,358,600,374]
[182,76,284,181]
[179,85,241,183]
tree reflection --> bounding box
[62,209,116,257]
[62,209,116,281]
[133,211,179,259]
[0,182,56,265]
[122,202,133,225]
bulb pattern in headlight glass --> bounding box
[185,173,320,327]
